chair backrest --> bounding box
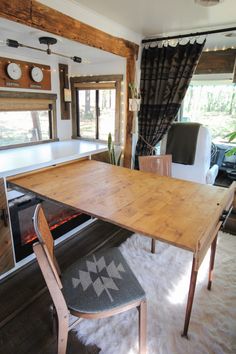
[33,204,62,289]
[139,155,172,177]
[160,125,212,184]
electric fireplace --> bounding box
[8,190,90,262]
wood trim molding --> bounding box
[196,49,236,75]
[70,75,123,83]
[0,91,58,146]
[58,64,70,120]
[0,0,138,167]
[124,55,136,167]
[70,75,122,143]
[0,91,57,100]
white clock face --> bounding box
[31,67,44,83]
[7,63,22,80]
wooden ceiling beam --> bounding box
[0,0,139,59]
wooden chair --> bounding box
[139,155,172,253]
[139,155,172,177]
[33,204,147,354]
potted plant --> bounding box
[129,83,141,112]
[107,133,122,166]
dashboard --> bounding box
[211,143,236,180]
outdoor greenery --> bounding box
[183,83,236,143]
[78,89,115,140]
[225,131,236,156]
[0,111,50,147]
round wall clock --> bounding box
[7,62,22,80]
[31,66,44,83]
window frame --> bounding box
[179,78,236,143]
[71,75,123,144]
[0,91,58,150]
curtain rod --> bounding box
[142,26,236,44]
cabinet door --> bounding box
[0,178,14,276]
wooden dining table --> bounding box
[8,159,234,337]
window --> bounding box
[71,75,122,143]
[0,93,57,149]
[181,81,236,143]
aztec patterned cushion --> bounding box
[61,247,145,314]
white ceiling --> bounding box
[74,0,236,37]
[0,0,235,62]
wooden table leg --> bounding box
[182,256,198,338]
[151,238,156,254]
[207,233,218,291]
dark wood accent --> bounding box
[71,75,123,83]
[196,49,236,75]
[0,57,51,90]
[0,91,56,100]
[58,64,70,120]
[91,151,110,163]
[0,0,138,168]
[0,178,14,276]
[207,233,218,290]
[182,257,198,338]
[124,55,136,167]
[0,0,31,21]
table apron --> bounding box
[194,221,222,271]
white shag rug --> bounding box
[74,231,236,354]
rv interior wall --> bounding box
[0,4,137,143]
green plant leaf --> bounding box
[117,151,122,166]
[225,147,236,157]
[224,131,236,142]
[108,133,112,151]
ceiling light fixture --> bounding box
[6,36,82,63]
[195,0,224,6]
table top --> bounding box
[9,159,232,253]
[0,140,107,178]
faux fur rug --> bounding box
[74,231,236,354]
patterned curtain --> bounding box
[135,40,205,166]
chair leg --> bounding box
[138,300,147,354]
[57,311,69,354]
[50,304,58,335]
[151,238,156,253]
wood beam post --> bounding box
[124,55,136,168]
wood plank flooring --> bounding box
[0,220,132,354]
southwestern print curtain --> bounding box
[135,40,205,166]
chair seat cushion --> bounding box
[61,248,145,314]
